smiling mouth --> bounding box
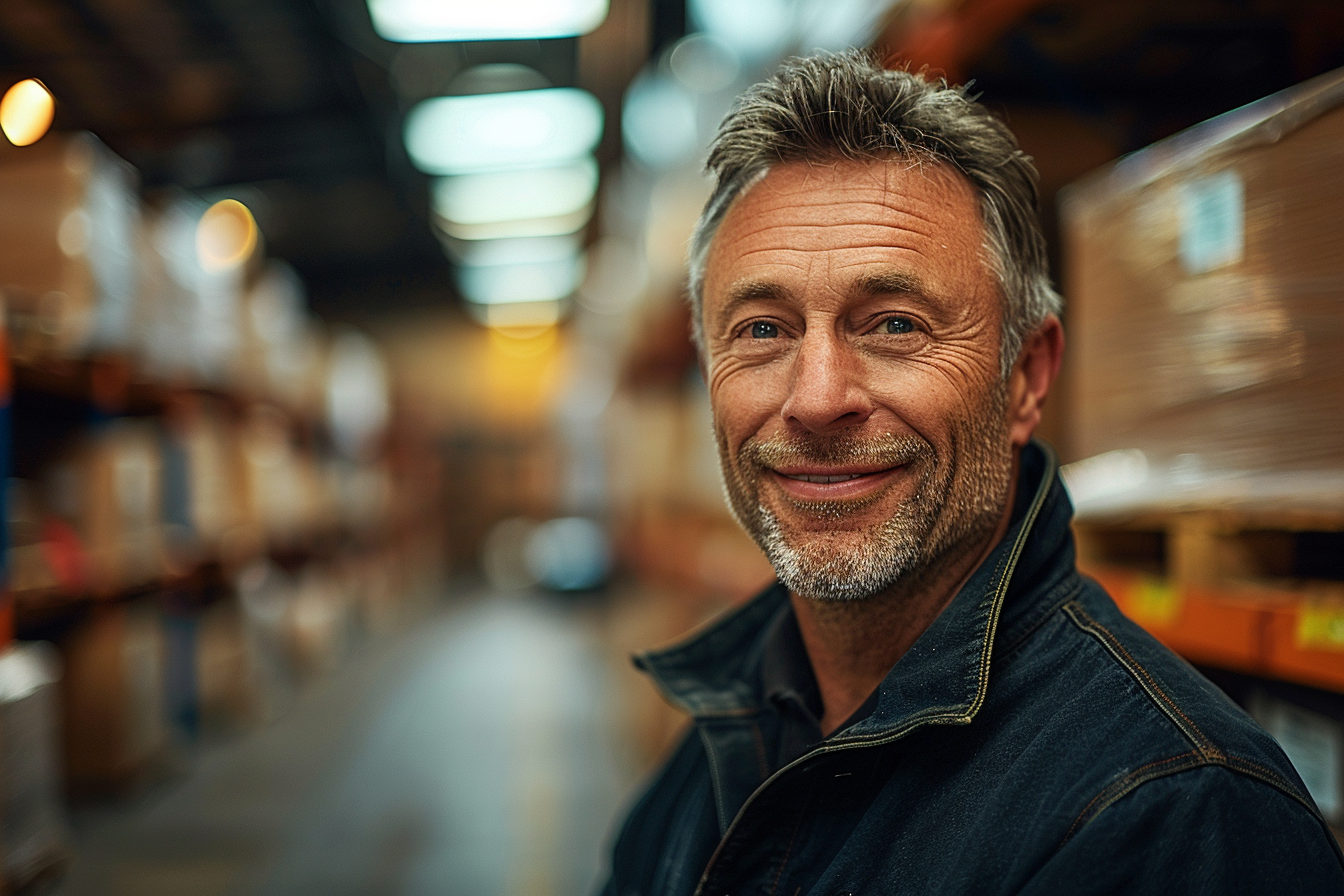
[777,471,888,484]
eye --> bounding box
[750,321,779,339]
[884,316,914,334]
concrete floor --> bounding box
[52,593,636,896]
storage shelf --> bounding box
[1087,564,1344,693]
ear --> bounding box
[1007,315,1064,448]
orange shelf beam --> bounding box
[1088,565,1344,693]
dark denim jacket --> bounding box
[603,442,1344,895]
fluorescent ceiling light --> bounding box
[405,88,603,175]
[458,255,585,305]
[433,159,598,226]
[368,0,608,42]
[435,206,592,241]
[442,234,583,267]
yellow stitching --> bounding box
[1064,751,1202,842]
[1065,602,1216,755]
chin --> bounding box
[755,508,923,602]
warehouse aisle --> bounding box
[53,593,635,896]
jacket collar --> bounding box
[635,440,1076,738]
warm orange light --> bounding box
[0,79,54,146]
[196,199,258,271]
[487,323,559,359]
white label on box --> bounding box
[1257,696,1342,821]
[1179,170,1244,274]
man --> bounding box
[603,52,1344,895]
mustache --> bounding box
[741,432,931,469]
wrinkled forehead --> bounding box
[704,158,992,288]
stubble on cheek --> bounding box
[713,382,1014,603]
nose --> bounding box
[779,330,873,434]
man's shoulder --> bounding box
[998,574,1319,820]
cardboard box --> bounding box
[0,133,140,358]
[1061,68,1344,510]
[45,421,165,594]
[58,601,167,794]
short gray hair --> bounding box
[687,51,1062,377]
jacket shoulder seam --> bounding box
[1060,750,1327,850]
[1061,600,1217,755]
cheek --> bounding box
[859,355,992,436]
[710,367,783,447]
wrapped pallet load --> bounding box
[1061,67,1344,514]
[138,193,245,387]
[1061,69,1344,714]
[0,133,140,359]
[236,261,323,411]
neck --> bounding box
[792,473,1019,736]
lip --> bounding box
[765,464,905,502]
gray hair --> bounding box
[687,51,1062,377]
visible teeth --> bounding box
[784,472,867,484]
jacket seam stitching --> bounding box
[1062,750,1204,843]
[1221,756,1323,816]
[1060,752,1329,852]
[965,446,1058,717]
[1063,601,1217,755]
[751,722,769,780]
[697,726,733,836]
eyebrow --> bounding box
[713,279,793,331]
[850,270,930,299]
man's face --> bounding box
[701,158,1017,601]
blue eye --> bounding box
[885,317,914,334]
[750,321,778,339]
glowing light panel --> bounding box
[458,254,584,305]
[404,88,602,175]
[433,159,598,226]
[435,208,592,242]
[444,234,583,267]
[368,0,608,42]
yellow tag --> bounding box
[1127,578,1182,627]
[1297,604,1344,651]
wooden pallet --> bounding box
[1074,510,1344,693]
[1075,509,1344,587]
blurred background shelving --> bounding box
[1,0,1344,893]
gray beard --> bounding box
[717,385,1014,603]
